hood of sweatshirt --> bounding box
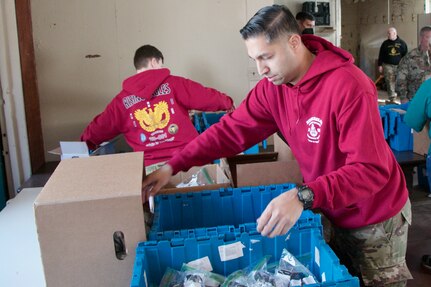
[122,68,171,100]
[294,34,354,88]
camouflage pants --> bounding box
[383,64,398,100]
[330,199,412,286]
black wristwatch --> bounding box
[297,185,314,210]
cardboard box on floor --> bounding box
[227,134,303,187]
[34,152,146,287]
[159,164,231,194]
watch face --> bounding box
[301,188,313,201]
[298,186,314,209]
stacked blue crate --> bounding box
[131,226,359,287]
[130,183,359,286]
[148,183,322,237]
[379,103,412,151]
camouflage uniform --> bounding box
[383,64,398,100]
[330,199,412,286]
[396,47,431,101]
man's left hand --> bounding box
[256,188,304,238]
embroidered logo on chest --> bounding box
[306,117,322,143]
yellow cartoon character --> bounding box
[134,101,170,132]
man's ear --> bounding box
[289,34,301,50]
[149,58,158,68]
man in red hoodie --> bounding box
[81,45,234,173]
[142,6,411,286]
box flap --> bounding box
[35,152,144,204]
[160,164,231,194]
[59,141,89,159]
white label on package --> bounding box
[218,241,245,261]
[315,246,320,267]
[187,256,213,272]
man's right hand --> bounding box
[378,66,383,74]
[142,164,173,202]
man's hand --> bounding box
[378,66,383,74]
[256,188,304,237]
[142,164,173,202]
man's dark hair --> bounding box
[239,5,300,42]
[420,26,431,36]
[133,45,164,69]
[295,11,315,22]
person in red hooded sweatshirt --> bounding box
[81,45,234,174]
[142,5,412,286]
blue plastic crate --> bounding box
[148,210,322,241]
[379,104,412,151]
[387,110,413,151]
[202,112,226,128]
[149,183,297,236]
[378,108,388,140]
[192,113,204,134]
[201,112,266,155]
[131,227,359,287]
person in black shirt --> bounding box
[378,27,408,104]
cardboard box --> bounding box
[235,160,303,187]
[159,164,231,194]
[34,152,146,287]
[228,134,303,187]
[413,124,430,156]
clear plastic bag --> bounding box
[275,249,317,286]
[176,167,215,188]
[181,264,225,287]
[159,267,185,287]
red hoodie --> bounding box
[81,68,233,166]
[167,35,408,229]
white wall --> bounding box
[32,0,269,161]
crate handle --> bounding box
[113,231,128,260]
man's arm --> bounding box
[377,42,385,68]
[175,78,234,111]
[401,40,408,57]
[81,100,122,150]
[405,79,431,132]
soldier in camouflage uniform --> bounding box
[396,26,431,103]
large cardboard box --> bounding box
[34,152,146,287]
[160,164,231,194]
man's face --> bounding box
[387,29,397,41]
[303,19,315,29]
[420,31,431,51]
[245,34,301,85]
